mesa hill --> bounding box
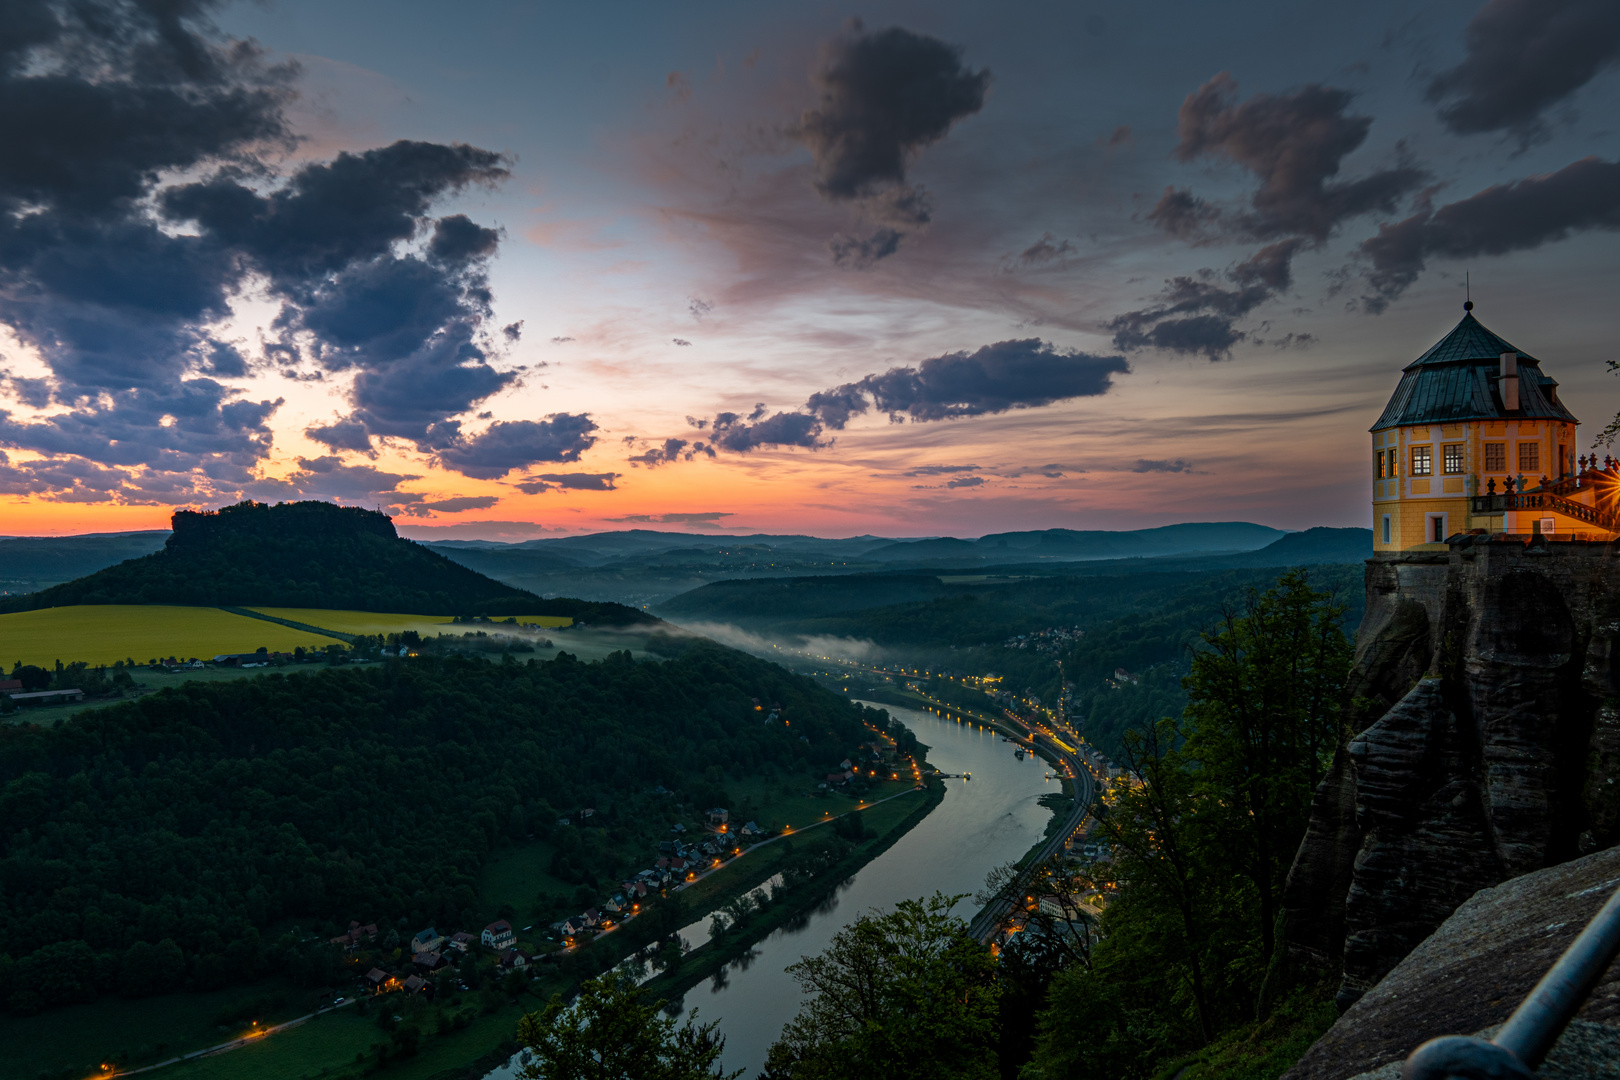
[0,500,653,623]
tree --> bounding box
[1180,569,1350,962]
[516,972,738,1080]
[761,893,999,1080]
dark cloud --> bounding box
[164,141,515,444]
[502,321,523,342]
[798,22,990,200]
[0,0,294,501]
[1108,238,1308,360]
[815,339,1130,426]
[0,3,527,503]
[689,298,713,321]
[673,338,693,346]
[710,411,827,453]
[429,214,501,263]
[628,438,712,468]
[698,339,1127,455]
[305,416,377,455]
[904,464,981,476]
[796,21,989,263]
[1168,72,1425,242]
[828,228,902,269]
[1107,274,1274,360]
[419,495,500,513]
[1146,187,1221,241]
[1009,233,1075,270]
[605,511,733,528]
[1427,0,1620,142]
[1132,458,1193,473]
[429,414,600,479]
[1359,156,1620,309]
[515,472,620,494]
[945,475,985,488]
[551,336,575,344]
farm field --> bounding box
[0,604,337,668]
[247,608,573,635]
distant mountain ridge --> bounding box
[0,501,652,623]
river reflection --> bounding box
[677,704,1052,1077]
[482,705,1050,1080]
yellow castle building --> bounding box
[1373,303,1616,552]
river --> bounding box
[488,703,1054,1079]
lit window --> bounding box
[1443,444,1464,474]
[1376,451,1385,479]
[1411,446,1432,476]
[1484,443,1506,472]
[1386,449,1397,478]
[1518,442,1540,473]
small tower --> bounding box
[1373,304,1589,551]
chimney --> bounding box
[1500,351,1519,412]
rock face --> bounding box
[1282,843,1620,1080]
[1279,537,1620,1007]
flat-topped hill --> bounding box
[0,501,652,623]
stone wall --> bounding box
[1279,536,1620,1008]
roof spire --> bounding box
[1465,271,1473,311]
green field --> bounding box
[248,608,572,634]
[0,605,339,668]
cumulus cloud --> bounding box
[1358,156,1620,309]
[427,414,600,479]
[945,475,985,488]
[1168,72,1426,242]
[0,0,295,503]
[710,411,827,453]
[513,471,620,495]
[0,1,541,506]
[1427,0,1620,143]
[1132,458,1193,473]
[795,21,989,264]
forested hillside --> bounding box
[0,501,649,624]
[0,645,881,1014]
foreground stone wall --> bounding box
[1279,537,1620,1007]
[1282,843,1620,1080]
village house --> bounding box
[449,932,475,952]
[402,975,428,995]
[412,950,444,971]
[410,927,445,954]
[706,807,729,826]
[499,948,528,972]
[329,921,379,951]
[481,920,515,950]
[365,967,389,989]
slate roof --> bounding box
[1373,309,1577,430]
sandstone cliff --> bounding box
[1279,535,1620,1008]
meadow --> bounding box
[0,604,338,668]
[247,608,573,636]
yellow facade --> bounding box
[1371,419,1587,552]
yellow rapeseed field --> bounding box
[248,608,572,635]
[0,605,338,668]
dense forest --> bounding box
[539,571,1355,1080]
[0,501,651,625]
[0,643,885,1015]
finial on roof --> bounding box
[1464,300,1474,311]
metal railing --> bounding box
[1469,490,1620,531]
[1402,882,1620,1079]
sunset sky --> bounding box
[2,0,1618,539]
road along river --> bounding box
[484,703,1061,1080]
[669,703,1058,1077]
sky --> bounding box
[1,0,1618,540]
